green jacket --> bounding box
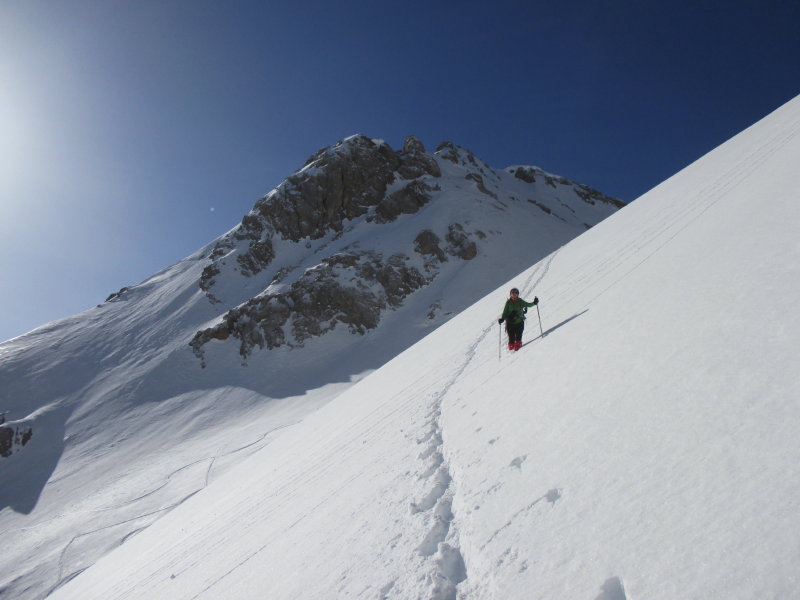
[501,298,536,324]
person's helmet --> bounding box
[510,288,519,295]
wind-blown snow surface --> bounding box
[46,97,800,598]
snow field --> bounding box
[10,96,800,598]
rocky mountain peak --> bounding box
[201,135,444,285]
[402,135,426,154]
[398,135,441,180]
[256,134,404,242]
[435,141,487,170]
[191,134,623,366]
[252,135,440,239]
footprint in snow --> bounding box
[546,488,562,505]
[595,576,627,600]
[509,455,527,469]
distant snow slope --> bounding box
[0,137,619,599]
[47,96,800,599]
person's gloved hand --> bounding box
[533,296,539,305]
[498,318,504,324]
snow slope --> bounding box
[0,139,619,599]
[46,96,800,599]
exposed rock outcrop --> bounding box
[465,173,497,199]
[375,180,436,224]
[414,230,447,264]
[511,166,537,183]
[200,135,444,288]
[104,287,130,302]
[574,184,626,208]
[445,224,478,260]
[0,422,33,458]
[191,249,431,365]
[397,136,441,180]
[257,136,400,242]
[508,165,626,209]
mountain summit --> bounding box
[0,135,620,599]
[190,134,621,364]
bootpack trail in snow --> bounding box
[421,246,564,595]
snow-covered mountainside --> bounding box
[43,94,800,600]
[0,136,621,599]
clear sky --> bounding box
[1,0,798,343]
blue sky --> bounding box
[1,0,798,343]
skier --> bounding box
[498,287,538,351]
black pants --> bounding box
[506,321,524,344]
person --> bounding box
[498,287,538,351]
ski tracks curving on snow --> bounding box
[46,420,298,597]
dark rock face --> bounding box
[200,135,444,290]
[375,180,436,224]
[236,238,275,277]
[0,423,33,458]
[445,224,478,260]
[435,141,462,164]
[411,223,480,266]
[249,135,442,243]
[104,287,130,303]
[508,165,625,210]
[574,184,626,209]
[414,230,447,263]
[465,173,497,199]
[258,136,400,242]
[511,167,537,183]
[190,250,431,365]
[397,136,441,180]
[199,263,221,293]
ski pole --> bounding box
[498,321,502,360]
[535,304,544,337]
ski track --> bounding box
[50,504,185,596]
[46,420,301,596]
[478,488,563,552]
[581,116,800,306]
[547,113,800,311]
